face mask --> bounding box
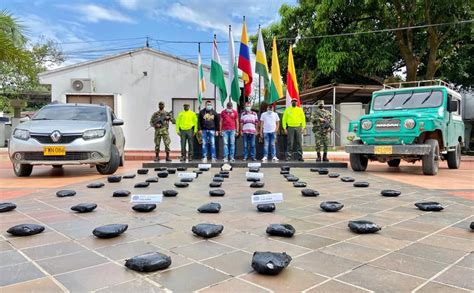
[159,106,164,110]
[319,105,323,109]
[206,105,212,111]
[226,108,232,112]
[184,107,189,111]
[245,107,251,111]
[292,102,297,107]
[267,108,273,112]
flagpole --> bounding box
[213,34,217,107]
[258,24,261,115]
[198,42,201,110]
[228,25,232,105]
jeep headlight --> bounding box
[361,120,372,130]
[83,129,106,140]
[404,119,415,129]
[13,129,30,140]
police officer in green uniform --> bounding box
[150,101,174,162]
[311,100,333,162]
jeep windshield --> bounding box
[32,106,107,122]
[373,90,443,110]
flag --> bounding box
[286,46,300,107]
[228,26,240,103]
[269,37,283,104]
[210,38,227,106]
[197,46,206,105]
[255,27,270,102]
[238,18,253,97]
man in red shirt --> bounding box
[219,102,239,162]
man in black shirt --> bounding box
[198,101,220,162]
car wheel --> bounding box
[13,163,33,177]
[96,145,120,175]
[349,140,368,171]
[387,159,401,167]
[422,139,439,175]
[446,142,461,169]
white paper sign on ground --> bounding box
[251,193,284,205]
[130,194,163,204]
[248,162,261,168]
[246,172,264,179]
[198,164,212,169]
[178,172,197,178]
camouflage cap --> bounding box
[158,101,164,105]
[317,100,324,106]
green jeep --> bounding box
[345,80,464,175]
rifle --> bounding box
[314,110,334,131]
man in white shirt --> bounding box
[259,104,280,162]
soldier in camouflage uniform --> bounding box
[150,101,174,161]
[311,100,333,162]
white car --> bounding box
[9,103,125,176]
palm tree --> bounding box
[0,10,33,76]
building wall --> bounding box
[40,50,230,151]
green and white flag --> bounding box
[228,25,240,103]
[210,38,227,106]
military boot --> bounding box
[316,152,322,162]
[165,152,172,162]
[154,151,160,162]
[323,152,329,162]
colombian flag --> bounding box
[238,18,253,97]
[286,46,300,107]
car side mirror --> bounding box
[447,100,458,113]
[112,119,124,126]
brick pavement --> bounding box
[1,164,472,292]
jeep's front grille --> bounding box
[375,119,400,131]
[30,133,82,144]
[22,152,90,161]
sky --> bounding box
[4,0,296,68]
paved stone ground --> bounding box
[1,165,472,292]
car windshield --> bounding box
[32,106,107,122]
[373,90,443,110]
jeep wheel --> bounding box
[446,142,461,169]
[422,139,439,175]
[13,163,33,177]
[350,153,368,171]
[96,145,120,175]
[387,159,401,167]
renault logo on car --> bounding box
[50,130,62,142]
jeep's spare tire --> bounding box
[257,203,275,212]
[163,190,178,197]
[137,169,149,175]
[209,189,225,197]
[301,189,319,197]
[415,202,444,211]
[353,181,370,188]
[197,202,221,213]
[348,220,381,234]
[87,182,104,188]
[107,175,122,183]
[293,182,307,188]
[132,204,156,213]
[7,224,45,236]
[174,182,189,188]
[146,177,159,183]
[251,252,292,275]
[381,190,401,197]
[113,190,131,197]
[123,174,136,179]
[125,252,171,272]
[0,202,17,213]
[318,168,329,175]
[209,182,222,188]
[134,182,150,188]
[192,223,224,238]
[157,171,169,178]
[71,203,97,213]
[266,224,295,237]
[253,190,271,195]
[250,182,265,188]
[320,201,344,212]
[56,190,76,197]
[341,177,355,182]
[328,173,340,178]
[93,224,128,238]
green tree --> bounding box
[253,0,472,89]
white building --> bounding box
[39,48,230,151]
